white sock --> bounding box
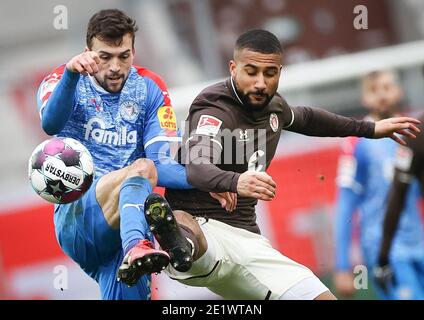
[189,227,217,274]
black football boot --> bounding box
[144,193,193,272]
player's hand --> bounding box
[373,260,395,292]
[333,271,355,298]
[66,51,100,76]
[374,117,421,145]
[210,192,237,212]
[237,171,276,201]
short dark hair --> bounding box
[86,9,138,48]
[362,70,398,87]
[235,29,282,54]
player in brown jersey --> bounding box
[143,30,421,300]
[374,112,424,291]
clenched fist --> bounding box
[66,51,100,76]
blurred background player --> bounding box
[36,9,193,299]
[374,68,424,294]
[333,71,424,299]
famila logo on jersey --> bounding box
[83,117,137,145]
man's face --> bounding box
[362,72,403,117]
[89,33,134,93]
[229,48,282,109]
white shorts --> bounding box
[165,217,329,300]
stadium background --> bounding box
[1,0,424,299]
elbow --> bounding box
[186,166,196,187]
[186,164,203,190]
[186,164,218,192]
[187,175,198,189]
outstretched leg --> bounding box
[95,159,170,286]
[143,194,338,300]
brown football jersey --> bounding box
[393,113,424,194]
[377,113,423,263]
[166,78,374,234]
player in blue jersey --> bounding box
[36,9,201,299]
[374,112,424,296]
[333,71,424,299]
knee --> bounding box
[126,158,158,187]
[314,291,337,300]
[174,210,195,226]
[173,210,207,260]
[174,210,206,239]
[174,210,203,236]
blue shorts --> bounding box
[54,178,151,300]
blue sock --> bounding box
[119,176,152,255]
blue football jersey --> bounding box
[37,65,181,178]
[336,136,424,266]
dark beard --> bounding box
[233,80,273,110]
[96,74,126,93]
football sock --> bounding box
[178,224,199,259]
[119,176,152,255]
[189,228,216,272]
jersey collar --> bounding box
[229,77,244,106]
[88,75,110,94]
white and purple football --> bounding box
[28,137,95,204]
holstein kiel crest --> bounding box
[120,101,139,122]
[270,113,279,132]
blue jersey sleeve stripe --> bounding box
[144,136,182,149]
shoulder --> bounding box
[39,64,68,88]
[192,81,235,117]
[273,92,288,107]
[193,81,229,104]
[45,64,67,79]
[38,64,69,104]
[188,81,237,130]
[271,93,296,128]
[191,81,232,112]
[134,65,167,89]
[134,65,170,104]
[272,92,291,115]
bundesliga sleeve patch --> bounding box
[158,106,177,130]
[195,115,223,137]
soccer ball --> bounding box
[28,137,95,204]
